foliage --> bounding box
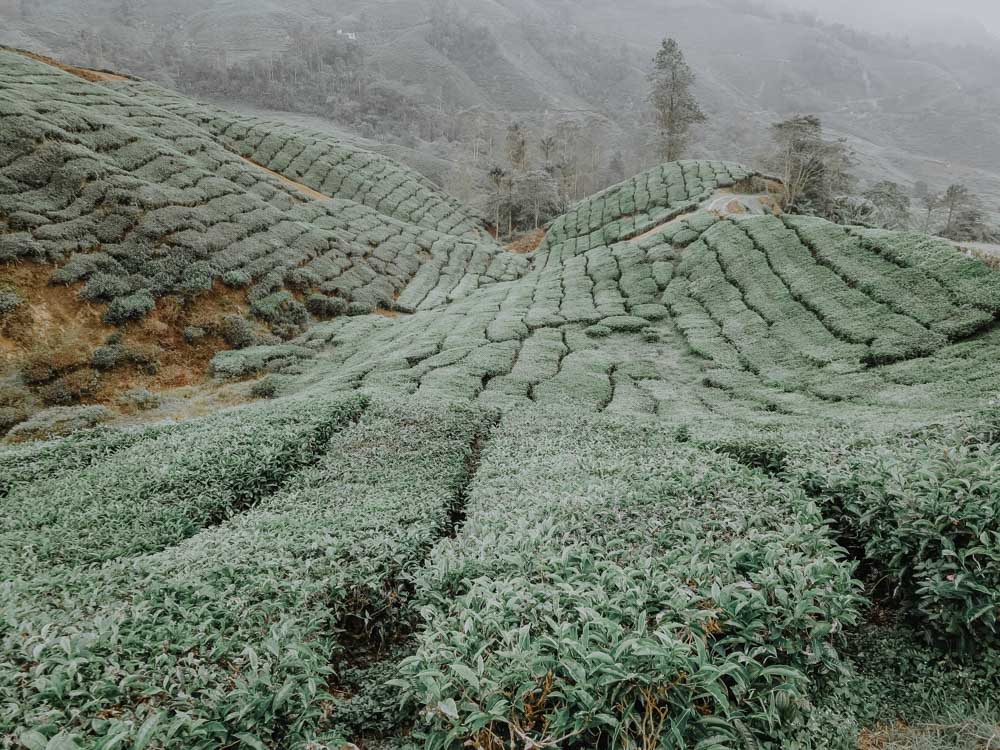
[398,410,861,749]
[763,115,854,218]
[4,405,113,442]
[2,48,1000,749]
[862,181,911,230]
[0,287,21,316]
[103,289,155,325]
[788,425,1000,648]
[0,397,494,749]
[647,38,707,161]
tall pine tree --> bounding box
[648,38,707,161]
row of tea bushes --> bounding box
[0,395,366,576]
[398,408,862,749]
[1,396,494,749]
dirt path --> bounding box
[632,188,776,244]
[8,47,129,82]
[236,155,332,202]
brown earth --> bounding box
[6,47,129,82]
[1,262,251,422]
[505,229,546,254]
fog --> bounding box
[773,0,1000,41]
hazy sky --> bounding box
[776,0,1000,40]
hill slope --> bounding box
[2,48,1000,750]
[4,0,1000,210]
[0,48,522,430]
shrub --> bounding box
[50,252,124,285]
[104,290,156,325]
[79,272,131,302]
[306,293,347,319]
[5,405,113,442]
[220,314,265,349]
[250,377,279,399]
[183,326,207,343]
[790,430,1000,648]
[210,345,315,379]
[91,343,160,373]
[251,291,310,329]
[179,261,215,294]
[38,369,99,406]
[0,287,22,316]
[117,388,162,411]
[222,269,252,288]
[285,267,322,291]
[347,301,375,316]
[91,344,129,371]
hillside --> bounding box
[0,47,520,432]
[2,48,1000,750]
[3,0,1000,211]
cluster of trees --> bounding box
[641,38,998,243]
[912,182,995,241]
[760,114,995,240]
[478,122,630,240]
[162,28,449,142]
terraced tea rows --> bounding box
[2,47,999,750]
[0,48,513,333]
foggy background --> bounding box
[782,0,1000,40]
[2,0,999,233]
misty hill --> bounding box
[4,0,1000,211]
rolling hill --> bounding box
[1,47,1000,750]
[3,0,1000,211]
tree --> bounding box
[940,184,973,238]
[513,170,560,230]
[919,191,941,233]
[647,38,706,161]
[486,166,508,236]
[863,181,911,229]
[951,205,988,242]
[505,123,528,171]
[539,135,557,167]
[607,152,626,184]
[764,115,853,218]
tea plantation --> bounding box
[2,49,1000,750]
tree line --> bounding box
[647,38,996,242]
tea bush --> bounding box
[0,397,494,749]
[4,404,113,443]
[788,426,1000,648]
[3,47,1000,749]
[399,410,861,749]
[0,287,21,315]
[0,50,518,339]
[0,394,366,574]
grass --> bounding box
[2,46,1000,750]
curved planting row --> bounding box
[0,50,511,339]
